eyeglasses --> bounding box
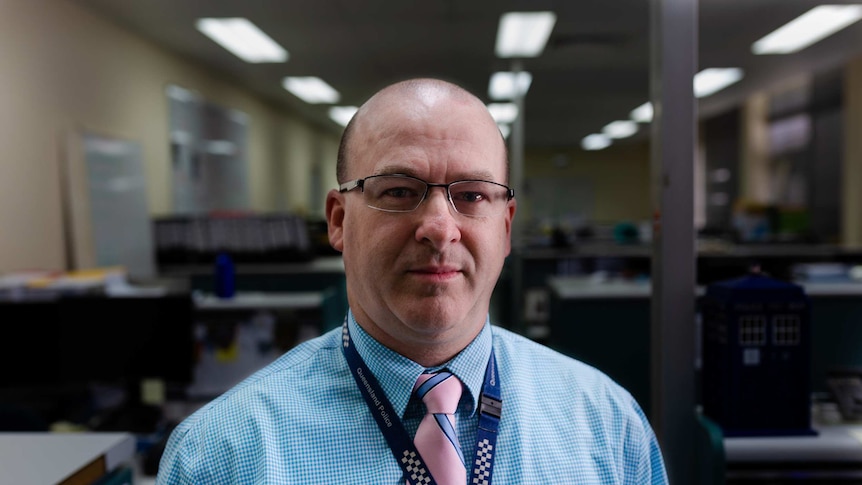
[339,174,514,218]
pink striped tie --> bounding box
[411,371,465,485]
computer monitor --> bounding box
[0,300,64,387]
[56,294,195,389]
[0,293,194,431]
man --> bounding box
[156,78,668,484]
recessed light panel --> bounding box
[602,120,638,139]
[495,12,557,58]
[283,77,340,104]
[581,134,611,151]
[630,102,654,123]
[489,71,533,100]
[694,68,743,98]
[487,103,519,124]
[329,106,358,127]
[752,5,862,55]
[196,18,288,63]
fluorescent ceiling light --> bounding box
[495,11,557,58]
[487,103,519,124]
[602,120,638,139]
[581,134,611,151]
[196,18,288,63]
[489,71,533,100]
[282,77,340,104]
[329,106,358,127]
[752,5,862,55]
[498,124,511,139]
[694,68,744,98]
[630,102,653,123]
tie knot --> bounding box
[414,371,462,414]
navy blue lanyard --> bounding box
[341,320,502,485]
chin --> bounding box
[408,307,461,326]
[401,300,477,333]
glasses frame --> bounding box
[339,174,515,217]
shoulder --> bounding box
[227,326,344,389]
[490,326,667,482]
[490,325,646,422]
[157,328,348,481]
[491,325,619,387]
[188,327,344,420]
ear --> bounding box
[503,198,516,256]
[325,189,346,252]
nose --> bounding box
[413,187,461,249]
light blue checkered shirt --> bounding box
[157,311,668,484]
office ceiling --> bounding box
[70,0,862,150]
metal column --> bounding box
[650,0,698,483]
[509,59,526,334]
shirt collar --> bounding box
[347,309,493,418]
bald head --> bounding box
[336,78,507,183]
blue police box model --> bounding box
[700,270,816,437]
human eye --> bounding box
[381,185,421,199]
[450,182,492,204]
[366,176,424,207]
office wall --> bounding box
[0,0,340,273]
[0,0,66,273]
[522,140,651,224]
[318,137,340,218]
[740,92,771,205]
[282,117,316,216]
[844,55,862,247]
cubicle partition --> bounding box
[178,256,348,329]
[158,255,347,400]
[0,293,196,433]
[545,273,862,431]
[546,277,653,416]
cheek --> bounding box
[469,225,509,273]
[344,216,400,265]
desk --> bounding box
[724,423,862,481]
[545,276,862,410]
[1,432,135,484]
[161,256,345,277]
[545,276,660,415]
[172,256,345,295]
[547,276,652,299]
[193,291,325,310]
[546,276,862,299]
[188,291,330,399]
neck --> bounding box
[368,326,467,367]
[400,345,460,368]
[352,314,483,368]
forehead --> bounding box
[349,94,507,180]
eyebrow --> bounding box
[372,164,498,182]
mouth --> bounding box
[408,265,462,282]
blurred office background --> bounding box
[3,0,862,483]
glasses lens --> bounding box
[449,181,510,217]
[362,176,427,212]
